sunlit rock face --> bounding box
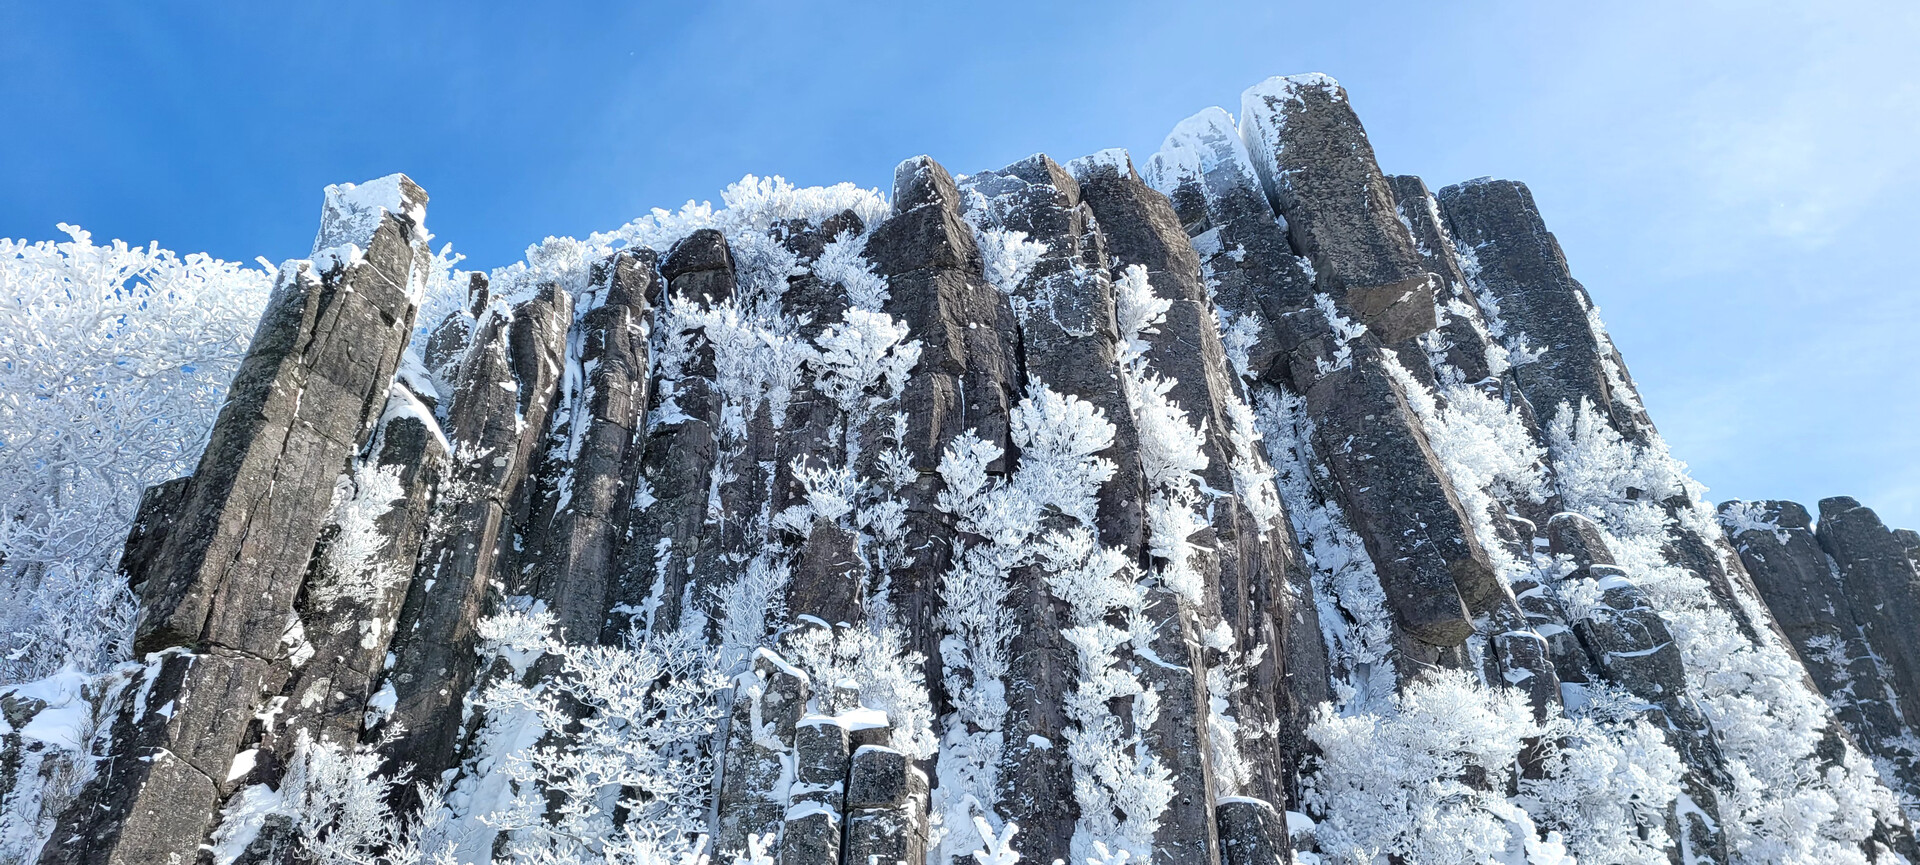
[11,74,1920,865]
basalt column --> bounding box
[42,177,431,865]
[1238,74,1509,675]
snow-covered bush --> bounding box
[1111,265,1211,606]
[932,384,1172,863]
[973,227,1047,297]
[1519,686,1683,865]
[481,628,727,865]
[782,620,937,760]
[0,225,273,682]
[1302,671,1538,864]
[1547,398,1903,863]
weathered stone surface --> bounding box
[1817,496,1920,730]
[1216,798,1289,865]
[1239,75,1437,342]
[959,153,1145,550]
[1725,500,1909,785]
[526,250,655,645]
[871,156,1018,474]
[1072,151,1237,864]
[713,650,810,859]
[778,807,840,865]
[44,177,429,865]
[660,228,736,305]
[118,476,193,600]
[1547,512,1726,860]
[379,284,572,789]
[613,239,732,636]
[1233,78,1510,666]
[1298,335,1487,648]
[1144,105,1318,373]
[44,649,275,865]
[1435,178,1651,440]
[50,78,1920,865]
[865,154,1022,704]
[1385,174,1501,387]
[956,154,1136,856]
[845,746,931,865]
[1728,495,1920,819]
[269,385,448,761]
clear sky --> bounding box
[4,1,1916,527]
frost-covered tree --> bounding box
[488,630,726,863]
[1546,398,1904,863]
[1302,671,1539,864]
[0,225,273,681]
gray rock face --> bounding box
[529,250,655,646]
[1232,87,1502,661]
[43,177,431,865]
[1215,798,1289,865]
[1817,497,1920,729]
[380,284,573,790]
[869,155,1023,690]
[1071,152,1239,865]
[1238,75,1435,329]
[1434,178,1650,441]
[1729,497,1920,816]
[845,745,931,865]
[271,386,447,761]
[713,652,810,858]
[31,73,1920,865]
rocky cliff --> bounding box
[5,73,1919,865]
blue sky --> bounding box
[4,0,1916,526]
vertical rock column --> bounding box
[957,154,1131,858]
[712,650,810,858]
[614,232,732,635]
[775,210,877,628]
[1238,75,1438,359]
[1072,149,1256,865]
[865,156,1021,711]
[1238,75,1504,674]
[1435,178,1652,442]
[1815,496,1920,732]
[1546,513,1726,859]
[377,284,572,788]
[269,385,449,757]
[1724,500,1910,785]
[526,249,656,645]
[43,176,430,865]
[1438,177,1772,650]
[1142,106,1316,380]
[1144,106,1346,806]
[845,744,932,865]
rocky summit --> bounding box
[5,72,1920,865]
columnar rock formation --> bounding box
[1722,496,1920,818]
[7,73,1919,865]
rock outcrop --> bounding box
[8,73,1917,865]
[1725,497,1920,822]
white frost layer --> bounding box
[204,782,284,865]
[6,668,93,750]
[798,706,889,731]
[1237,72,1347,212]
[1066,148,1136,184]
[312,173,426,258]
[1142,106,1263,200]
